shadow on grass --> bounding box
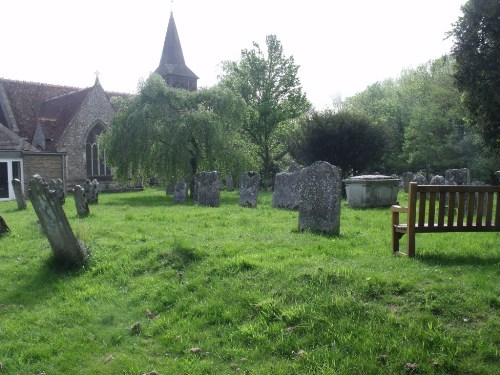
[417,253,500,267]
[102,193,172,207]
[2,256,84,306]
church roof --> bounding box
[0,123,37,152]
[156,12,199,80]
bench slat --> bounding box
[418,192,426,227]
[438,192,446,227]
[485,192,493,226]
[428,192,436,227]
[457,192,465,227]
[447,192,456,226]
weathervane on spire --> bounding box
[94,70,100,84]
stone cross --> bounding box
[28,174,88,266]
[12,178,27,210]
[298,161,342,235]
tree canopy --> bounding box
[102,74,252,188]
[450,0,500,154]
[220,34,311,186]
[289,110,386,178]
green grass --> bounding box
[0,188,498,374]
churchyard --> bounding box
[0,186,498,374]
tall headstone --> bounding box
[11,178,26,210]
[28,175,88,266]
[74,185,90,217]
[174,181,187,204]
[226,174,234,191]
[298,161,342,234]
[239,172,260,208]
[445,168,470,185]
[195,171,220,207]
[272,171,301,210]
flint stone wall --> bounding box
[298,161,342,234]
[272,171,301,210]
[239,172,260,208]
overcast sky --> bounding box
[1,0,466,109]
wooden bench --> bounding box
[391,182,500,257]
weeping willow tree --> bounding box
[102,74,252,190]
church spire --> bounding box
[155,11,198,91]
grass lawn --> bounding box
[0,188,498,374]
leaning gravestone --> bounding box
[412,174,427,185]
[174,181,187,204]
[28,174,88,266]
[272,170,301,210]
[12,178,27,210]
[239,172,260,208]
[298,161,342,235]
[74,185,89,217]
[445,168,470,185]
[195,171,220,207]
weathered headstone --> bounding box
[0,216,10,235]
[493,171,500,186]
[83,179,92,203]
[411,174,427,185]
[239,172,260,208]
[89,179,99,204]
[226,174,234,191]
[174,181,187,204]
[194,171,220,207]
[445,168,470,185]
[28,175,88,266]
[74,185,90,217]
[272,171,301,210]
[429,175,446,185]
[401,172,415,192]
[298,161,342,234]
[48,178,66,205]
[12,178,27,210]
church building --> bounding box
[0,11,197,201]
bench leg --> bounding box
[392,229,404,254]
[407,229,416,258]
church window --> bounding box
[86,124,111,177]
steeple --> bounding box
[156,12,198,91]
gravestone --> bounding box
[89,179,99,204]
[429,175,446,185]
[239,172,260,208]
[74,185,90,217]
[28,174,88,266]
[226,174,234,191]
[12,178,27,210]
[194,171,220,207]
[48,178,66,205]
[411,174,427,185]
[493,171,500,186]
[0,216,10,235]
[272,171,301,210]
[401,172,415,192]
[83,179,92,204]
[174,181,187,204]
[445,168,470,185]
[298,161,342,234]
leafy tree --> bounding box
[102,74,252,190]
[220,34,311,186]
[450,0,500,154]
[289,110,386,178]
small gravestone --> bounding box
[272,171,301,210]
[83,179,92,203]
[493,171,500,186]
[74,185,90,217]
[12,178,27,210]
[445,168,470,185]
[195,171,220,207]
[48,178,66,205]
[174,181,187,204]
[402,172,415,192]
[298,161,342,234]
[89,179,99,204]
[239,172,260,208]
[0,216,10,235]
[412,174,427,185]
[430,175,446,185]
[28,174,88,266]
[226,174,234,191]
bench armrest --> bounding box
[391,205,407,213]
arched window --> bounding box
[86,124,111,177]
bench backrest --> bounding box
[408,182,500,232]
